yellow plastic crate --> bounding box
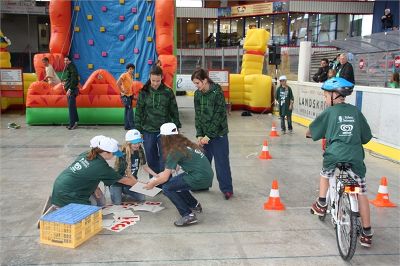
[40,204,102,248]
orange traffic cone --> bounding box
[259,140,272,159]
[269,122,279,137]
[264,180,285,211]
[370,177,397,207]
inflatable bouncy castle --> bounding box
[230,29,273,112]
[26,0,176,125]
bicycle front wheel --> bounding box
[336,193,358,261]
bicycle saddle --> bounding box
[336,162,352,171]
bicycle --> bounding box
[311,162,362,261]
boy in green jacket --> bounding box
[135,66,181,177]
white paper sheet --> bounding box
[129,182,162,197]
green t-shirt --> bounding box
[275,86,294,116]
[165,147,213,190]
[309,103,372,177]
[52,152,122,207]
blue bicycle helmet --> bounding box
[321,77,354,97]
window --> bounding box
[230,19,243,46]
[289,13,309,46]
[309,14,336,44]
[260,15,273,44]
[205,19,217,48]
[245,17,258,34]
[219,18,231,47]
[178,18,202,48]
[352,14,373,37]
[273,14,289,45]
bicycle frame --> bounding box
[326,169,360,224]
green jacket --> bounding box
[135,83,181,133]
[64,62,79,92]
[194,83,228,138]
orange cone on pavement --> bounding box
[370,177,397,207]
[269,122,279,137]
[259,140,272,159]
[264,180,285,211]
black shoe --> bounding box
[68,122,78,130]
[191,188,209,192]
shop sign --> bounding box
[0,68,24,97]
[229,1,288,17]
[175,74,197,91]
[231,3,273,17]
[296,86,327,119]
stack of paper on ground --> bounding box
[102,205,140,232]
[102,201,165,232]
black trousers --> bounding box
[67,91,79,127]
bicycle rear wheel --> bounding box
[336,192,358,261]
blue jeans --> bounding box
[67,90,79,127]
[121,95,134,130]
[280,115,292,131]
[162,173,198,217]
[203,134,233,193]
[89,193,106,207]
[110,184,145,204]
[142,131,164,176]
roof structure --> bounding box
[321,30,400,54]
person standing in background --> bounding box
[275,75,294,134]
[191,69,234,200]
[63,56,79,130]
[42,57,61,86]
[117,63,135,130]
[381,8,393,31]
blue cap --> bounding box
[113,150,124,158]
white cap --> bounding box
[125,129,143,144]
[160,123,178,136]
[90,135,105,148]
[279,75,287,81]
[98,137,123,157]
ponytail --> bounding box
[87,147,105,160]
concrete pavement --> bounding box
[0,96,399,265]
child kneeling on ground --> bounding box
[144,123,214,227]
[307,77,373,247]
[110,129,158,204]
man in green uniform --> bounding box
[144,123,213,227]
[307,77,373,248]
[51,136,137,207]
